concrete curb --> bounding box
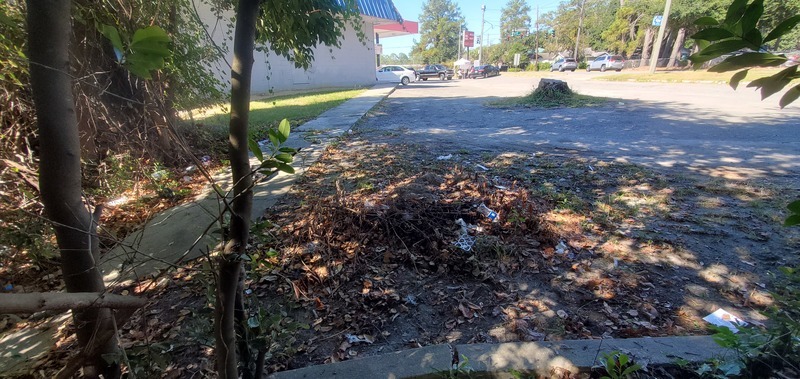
[269,336,726,379]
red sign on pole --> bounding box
[463,31,474,48]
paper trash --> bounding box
[703,308,747,332]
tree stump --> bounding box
[536,79,572,94]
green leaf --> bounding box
[618,354,628,366]
[787,199,800,213]
[747,77,787,99]
[278,147,297,154]
[99,24,124,52]
[709,53,785,72]
[691,40,750,63]
[621,363,642,376]
[780,85,800,108]
[248,138,264,161]
[276,162,295,174]
[260,160,280,170]
[694,16,719,26]
[740,0,764,33]
[130,42,171,57]
[132,26,170,44]
[742,28,762,48]
[691,28,734,42]
[275,153,293,163]
[747,66,797,99]
[123,62,152,79]
[278,119,291,143]
[729,69,749,89]
[725,0,749,25]
[719,361,743,376]
[711,325,739,348]
[764,15,800,43]
[125,53,164,71]
[268,130,280,147]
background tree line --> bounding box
[409,0,800,66]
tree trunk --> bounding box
[668,27,686,68]
[642,27,654,62]
[26,2,120,378]
[215,0,259,378]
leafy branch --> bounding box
[689,0,800,108]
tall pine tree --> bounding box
[500,0,532,39]
[412,0,464,63]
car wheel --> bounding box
[422,78,428,81]
[401,76,410,85]
[571,69,576,72]
[616,69,622,72]
[550,67,555,72]
[559,67,565,72]
[439,73,446,80]
[600,64,606,72]
[586,67,591,72]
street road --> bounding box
[366,72,800,182]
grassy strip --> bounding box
[191,88,366,135]
[592,68,794,84]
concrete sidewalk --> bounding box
[101,82,396,286]
[0,83,396,377]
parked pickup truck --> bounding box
[416,64,454,81]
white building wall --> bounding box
[198,6,378,94]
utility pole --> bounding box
[479,4,486,63]
[535,5,539,69]
[574,0,586,59]
[649,0,672,74]
[458,29,462,60]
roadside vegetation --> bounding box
[591,67,799,84]
[188,88,365,156]
[489,81,607,108]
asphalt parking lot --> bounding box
[370,72,800,182]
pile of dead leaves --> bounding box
[244,143,694,370]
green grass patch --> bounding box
[190,88,366,139]
[489,85,607,108]
[593,68,796,84]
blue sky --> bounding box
[382,0,565,56]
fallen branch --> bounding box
[0,292,146,314]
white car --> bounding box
[376,65,416,85]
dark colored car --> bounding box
[417,64,454,80]
[469,64,500,78]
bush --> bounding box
[507,67,523,72]
[578,61,588,69]
[523,62,552,71]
